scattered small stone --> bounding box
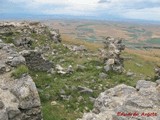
[76,64,86,71]
[60,89,66,94]
[66,65,74,74]
[72,45,87,52]
[60,95,71,101]
[135,63,143,67]
[99,72,107,79]
[51,101,58,106]
[104,65,111,72]
[89,97,95,103]
[96,66,102,70]
[71,86,77,91]
[77,96,84,102]
[77,86,93,94]
[126,71,134,77]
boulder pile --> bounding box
[103,37,125,73]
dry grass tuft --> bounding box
[125,48,160,64]
[61,35,103,51]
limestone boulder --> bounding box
[79,80,160,120]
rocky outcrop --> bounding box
[79,80,160,120]
[13,37,33,48]
[0,41,42,120]
[20,50,53,72]
[0,21,61,48]
[50,30,61,43]
[155,67,160,80]
[103,37,125,73]
[0,75,42,120]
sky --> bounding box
[1,0,160,21]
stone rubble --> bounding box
[55,64,73,75]
[103,37,125,73]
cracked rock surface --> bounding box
[79,80,160,120]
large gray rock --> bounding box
[0,75,42,120]
[0,41,42,120]
[10,56,26,67]
[10,75,41,109]
[136,80,157,90]
[79,80,160,120]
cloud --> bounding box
[1,0,160,21]
[122,7,160,21]
[7,0,100,15]
[98,0,160,9]
[97,0,160,21]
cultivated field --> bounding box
[44,19,160,48]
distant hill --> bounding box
[44,19,160,48]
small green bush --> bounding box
[12,65,29,79]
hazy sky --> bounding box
[1,0,160,21]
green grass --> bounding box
[27,38,156,120]
[123,52,155,79]
[30,70,135,120]
[28,44,141,120]
[12,65,29,79]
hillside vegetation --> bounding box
[34,34,158,120]
[0,21,159,120]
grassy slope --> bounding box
[1,23,159,120]
[4,30,158,120]
[30,35,158,120]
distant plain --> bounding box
[44,19,160,48]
